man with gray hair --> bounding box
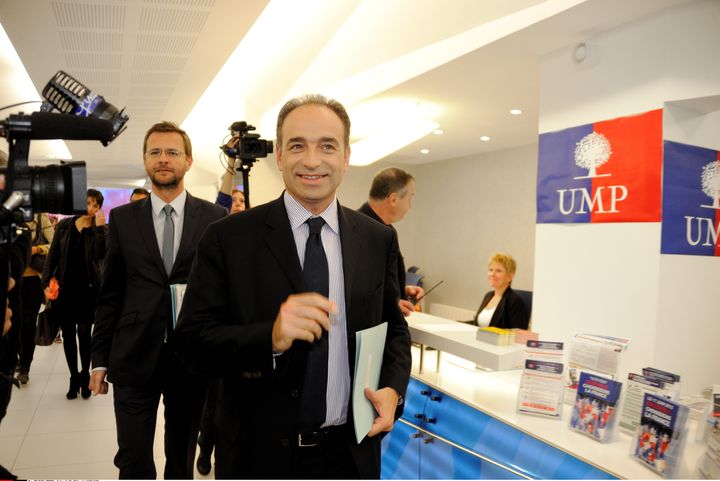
[359,167,423,316]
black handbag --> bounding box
[34,302,59,346]
[29,216,47,272]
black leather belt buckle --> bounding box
[297,432,321,447]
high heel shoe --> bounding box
[80,371,91,399]
[66,373,79,400]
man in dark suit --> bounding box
[89,121,226,479]
[174,94,411,479]
[358,167,423,317]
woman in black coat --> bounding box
[473,252,529,330]
[42,189,107,399]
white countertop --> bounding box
[406,317,706,479]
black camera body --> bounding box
[223,121,273,162]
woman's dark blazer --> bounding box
[41,216,107,290]
[473,286,529,329]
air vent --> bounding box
[59,31,124,52]
[51,2,125,30]
[132,55,188,71]
[139,7,210,33]
[136,34,196,54]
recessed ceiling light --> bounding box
[433,129,444,135]
[509,109,523,115]
[480,136,491,142]
[420,149,430,154]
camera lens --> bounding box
[29,161,87,214]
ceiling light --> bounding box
[433,129,444,135]
[345,98,440,166]
[509,109,523,115]
[420,149,430,154]
[480,135,491,142]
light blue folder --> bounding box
[352,322,388,443]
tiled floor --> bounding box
[0,342,213,479]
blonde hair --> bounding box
[488,252,517,276]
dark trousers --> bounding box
[112,345,207,480]
[18,276,43,373]
[59,321,91,376]
[198,379,218,456]
[214,424,361,479]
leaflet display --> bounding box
[631,392,689,478]
[569,372,623,443]
[517,341,565,419]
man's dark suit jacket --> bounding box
[91,194,226,385]
[174,195,412,478]
[358,202,407,298]
[473,287,529,330]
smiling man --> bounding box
[90,121,226,479]
[174,94,411,479]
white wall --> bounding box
[409,144,538,312]
[535,0,720,395]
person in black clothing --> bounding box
[358,167,423,316]
[42,189,107,399]
[472,252,529,329]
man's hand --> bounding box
[365,386,400,437]
[398,285,424,316]
[95,209,106,226]
[271,293,337,353]
[89,370,109,396]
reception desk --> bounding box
[381,313,705,479]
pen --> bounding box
[410,280,444,305]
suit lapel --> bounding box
[263,196,304,292]
[135,198,167,278]
[338,205,361,317]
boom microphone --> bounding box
[41,70,129,145]
[1,112,114,143]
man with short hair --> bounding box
[129,187,149,202]
[90,121,226,479]
[359,167,423,316]
[175,94,411,479]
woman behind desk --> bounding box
[473,252,529,329]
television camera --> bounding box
[220,121,273,208]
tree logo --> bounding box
[700,160,720,209]
[573,132,612,179]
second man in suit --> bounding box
[90,121,226,479]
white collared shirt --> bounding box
[283,191,350,427]
[150,190,187,267]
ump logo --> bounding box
[537,109,662,223]
[661,141,720,257]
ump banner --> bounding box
[661,141,720,257]
[537,109,662,223]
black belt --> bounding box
[297,424,347,447]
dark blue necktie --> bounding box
[298,217,329,430]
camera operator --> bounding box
[0,172,31,379]
[216,138,246,214]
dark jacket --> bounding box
[41,216,107,290]
[91,194,226,386]
[473,286,529,329]
[174,195,411,479]
[358,202,407,299]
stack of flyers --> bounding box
[517,340,565,419]
[569,372,623,442]
[618,373,666,434]
[631,392,689,478]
